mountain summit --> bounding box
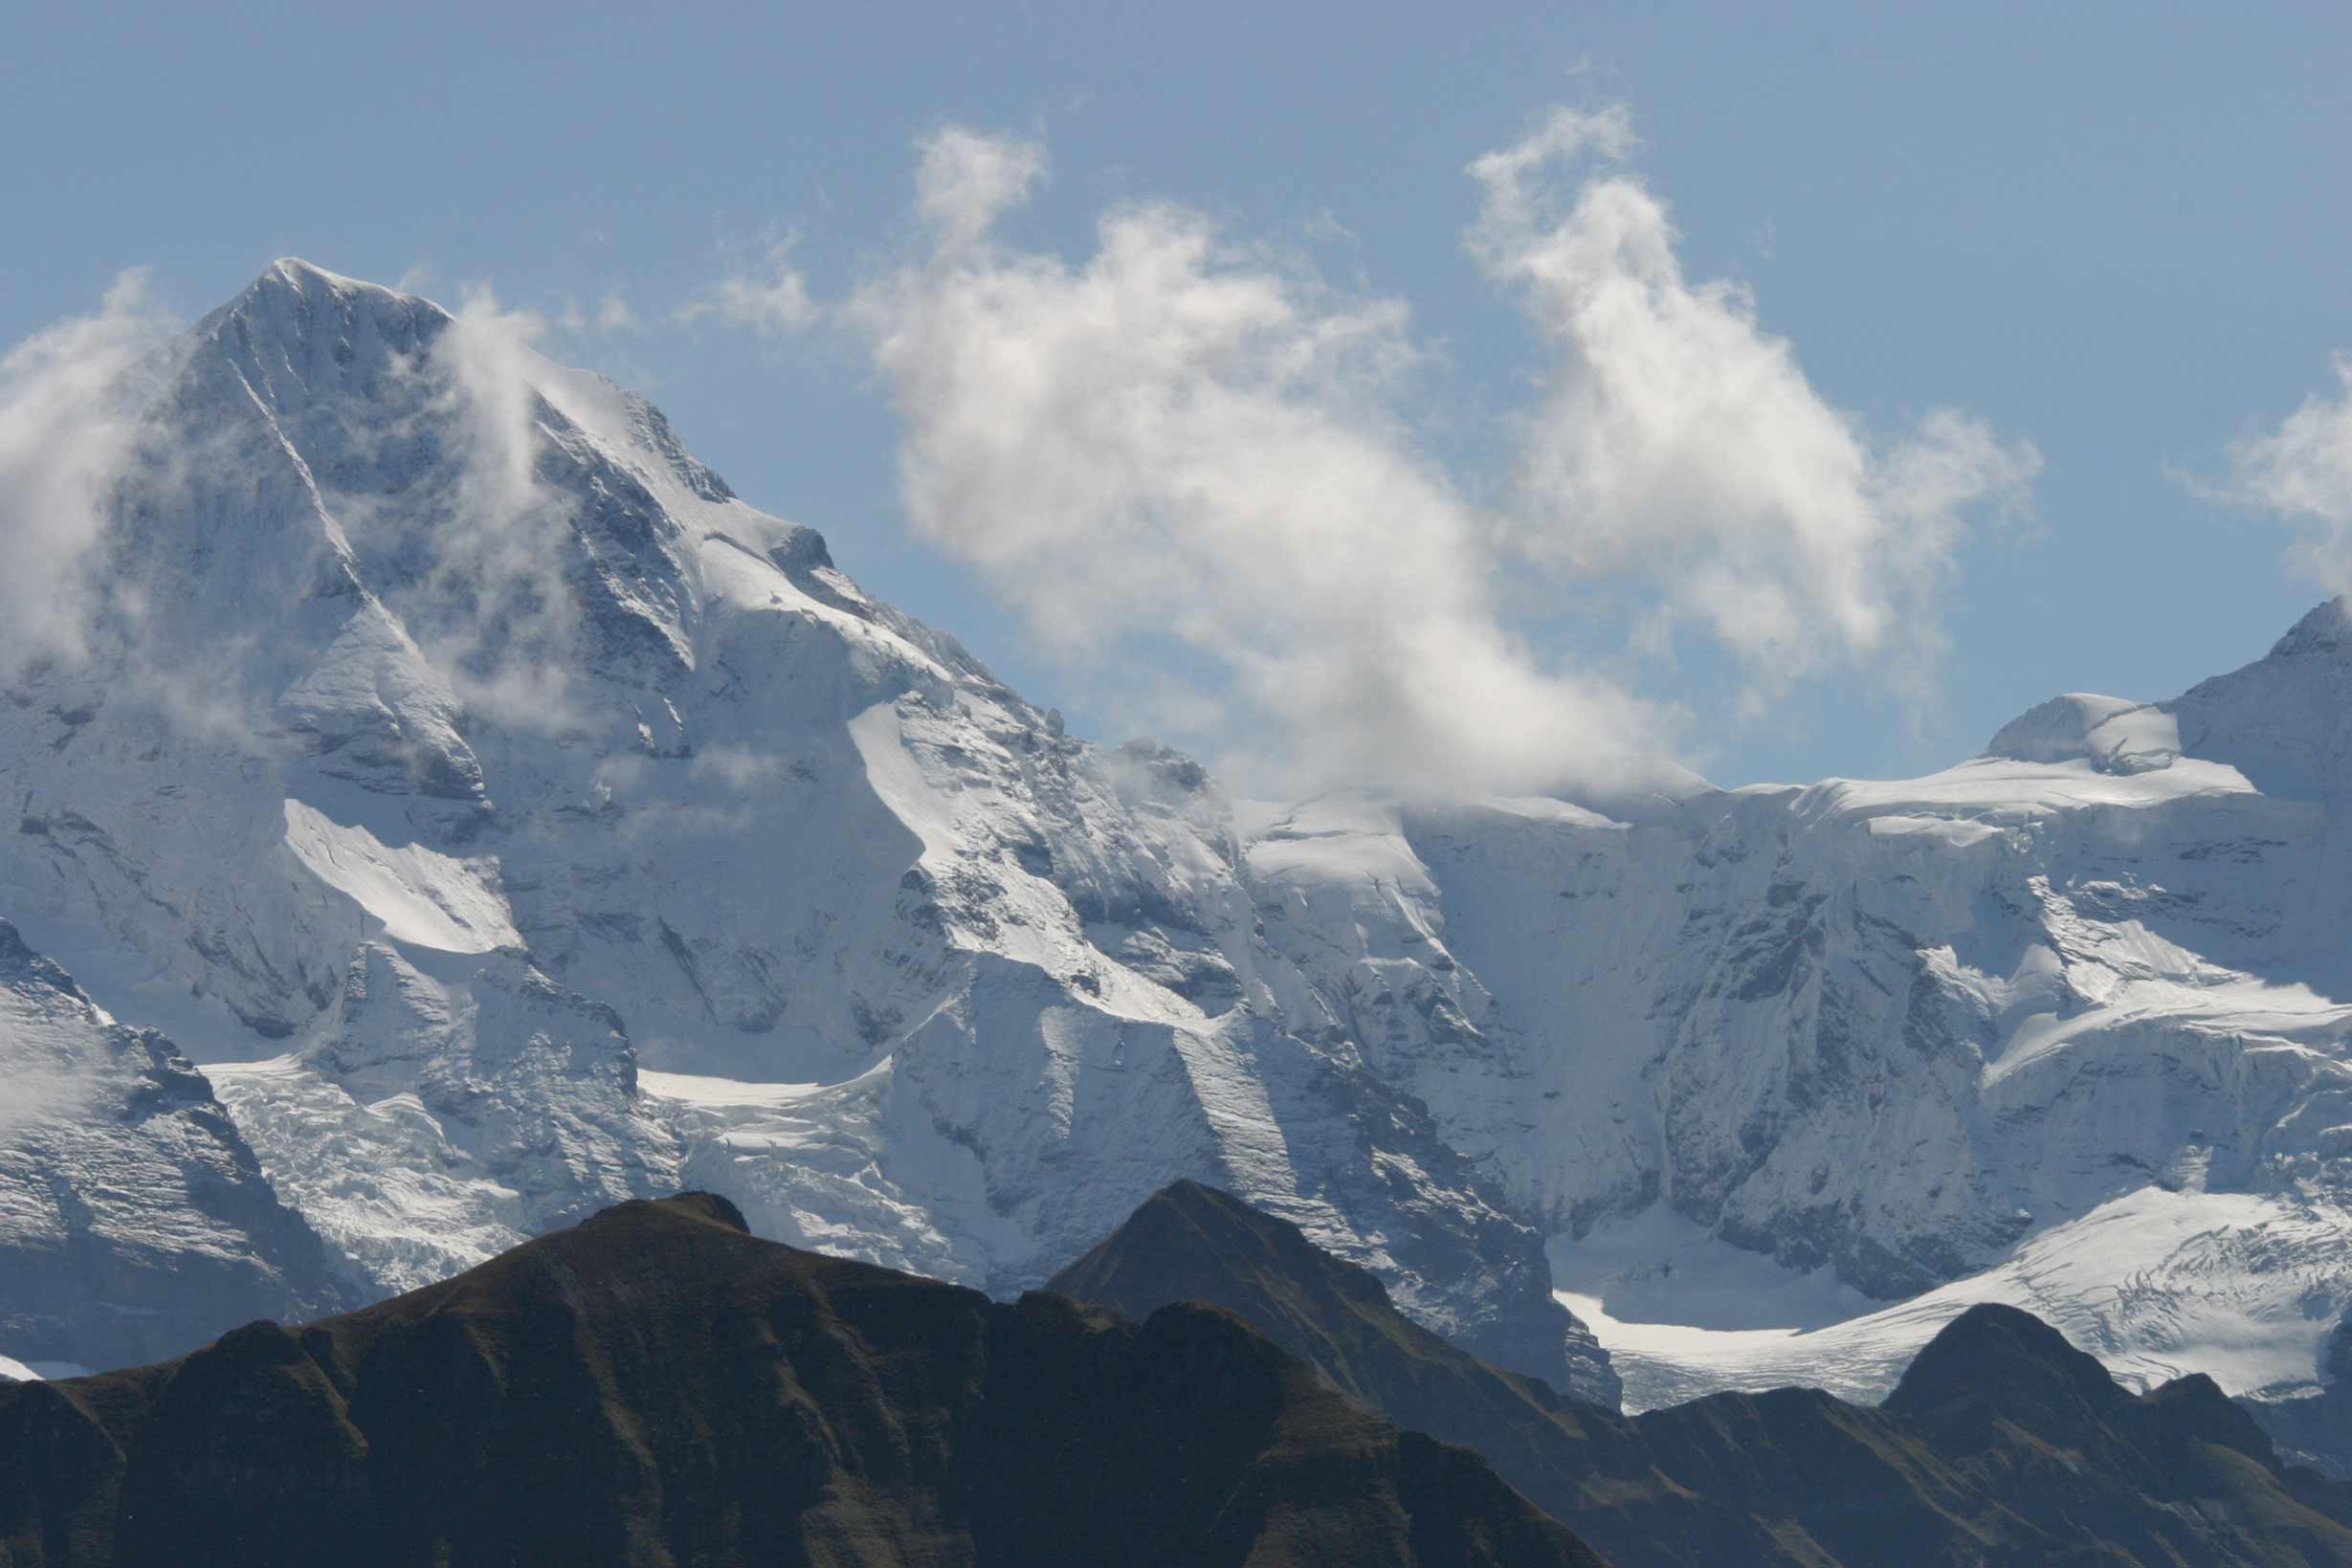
[0,261,1602,1393]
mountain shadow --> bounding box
[2243,1309,2352,1482]
[1051,1180,2352,1566]
[0,1192,1607,1568]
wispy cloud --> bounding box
[2223,356,2352,596]
[0,270,178,679]
[849,111,2036,795]
[396,284,596,731]
[675,233,819,337]
[915,127,1048,254]
[559,292,639,335]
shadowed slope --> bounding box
[1053,1182,2352,1566]
[0,1193,1607,1568]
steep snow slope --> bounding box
[203,943,681,1294]
[0,919,339,1370]
[0,261,1602,1396]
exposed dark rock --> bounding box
[1054,1182,2352,1567]
[0,1193,1608,1567]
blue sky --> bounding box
[8,0,2350,791]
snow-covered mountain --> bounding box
[0,261,1601,1399]
[1268,602,2352,1409]
[6,260,2350,1425]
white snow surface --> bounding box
[0,920,339,1368]
[1560,1186,2352,1411]
[8,259,2352,1413]
[282,800,521,953]
[0,1356,88,1381]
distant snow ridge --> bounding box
[1301,596,2352,1409]
[6,261,2352,1418]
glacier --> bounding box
[6,259,2352,1426]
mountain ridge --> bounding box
[1053,1181,2352,1566]
[0,1191,1610,1567]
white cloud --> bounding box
[412,285,592,729]
[0,1064,100,1136]
[676,235,819,337]
[315,281,589,734]
[851,112,2036,796]
[1468,106,2040,696]
[851,129,1671,799]
[2227,356,2352,596]
[9,112,2041,801]
[444,286,552,515]
[0,270,178,678]
[689,743,790,789]
[915,127,1048,254]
